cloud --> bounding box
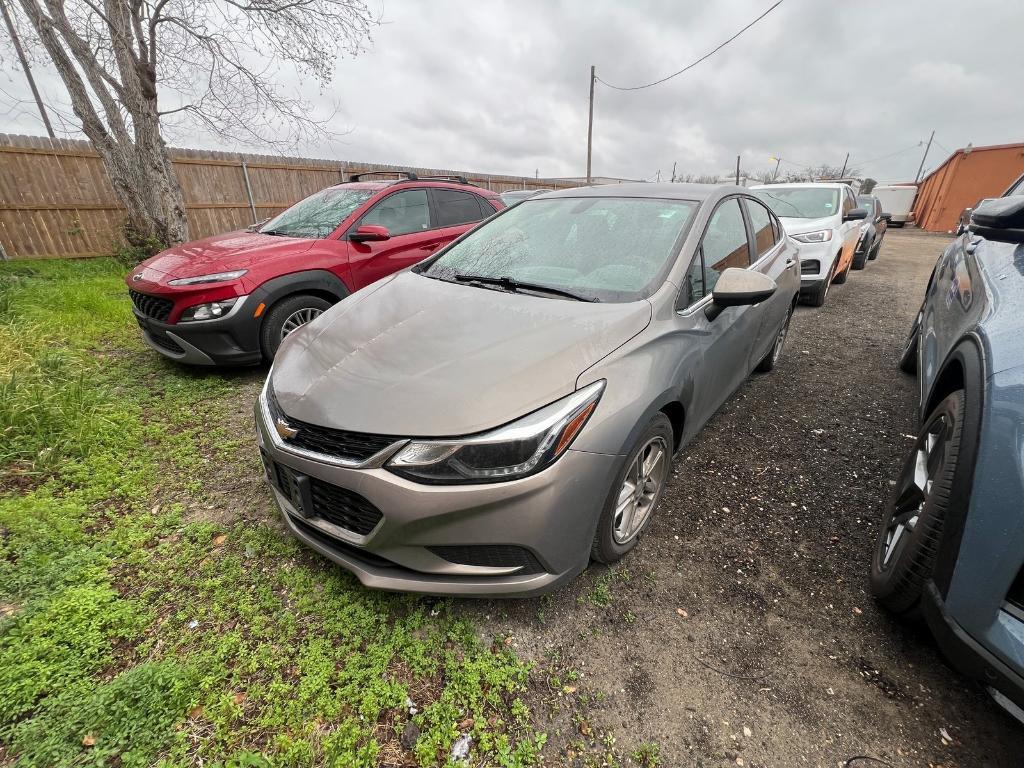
[1,0,1022,184]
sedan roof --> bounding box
[540,182,746,202]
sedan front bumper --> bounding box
[254,395,619,596]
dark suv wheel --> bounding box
[870,391,965,614]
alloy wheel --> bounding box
[880,414,950,568]
[280,307,324,340]
[612,436,669,544]
[770,310,791,365]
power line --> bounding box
[850,143,923,168]
[595,0,786,91]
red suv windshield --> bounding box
[261,188,374,239]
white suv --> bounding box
[752,183,867,306]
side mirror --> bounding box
[844,207,869,222]
[350,224,391,243]
[705,268,777,321]
[968,197,1024,244]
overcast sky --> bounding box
[1,0,1021,184]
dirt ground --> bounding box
[456,229,1024,767]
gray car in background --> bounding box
[256,183,801,596]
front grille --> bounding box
[308,477,383,535]
[269,460,383,536]
[129,289,174,321]
[800,259,820,275]
[428,544,544,574]
[267,385,398,462]
[147,331,184,354]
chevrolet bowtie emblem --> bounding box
[275,417,299,441]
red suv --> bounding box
[126,172,504,365]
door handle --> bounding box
[785,258,797,269]
[419,244,439,252]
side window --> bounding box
[841,188,854,215]
[433,189,487,228]
[477,195,497,218]
[682,249,705,307]
[360,189,430,236]
[744,198,777,257]
[701,198,751,294]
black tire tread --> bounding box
[870,391,965,615]
[259,293,332,361]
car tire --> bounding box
[591,412,674,564]
[756,302,793,372]
[804,270,831,307]
[869,236,883,260]
[852,244,869,270]
[260,294,333,361]
[870,391,965,615]
[898,315,920,374]
[833,250,852,284]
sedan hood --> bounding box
[779,216,836,236]
[141,231,315,279]
[270,271,652,436]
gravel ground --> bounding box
[460,229,1024,767]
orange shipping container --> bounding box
[914,142,1024,232]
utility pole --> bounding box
[771,156,781,181]
[670,161,677,183]
[839,152,849,178]
[735,155,741,186]
[586,65,595,185]
[915,130,934,183]
[655,169,661,183]
[0,0,55,139]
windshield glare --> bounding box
[422,197,696,302]
[754,188,839,219]
[259,188,373,239]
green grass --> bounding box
[0,258,545,767]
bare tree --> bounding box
[10,1,376,245]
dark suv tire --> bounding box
[898,315,920,374]
[870,391,965,615]
[260,294,332,361]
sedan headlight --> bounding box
[168,270,247,286]
[387,380,605,484]
[791,230,832,243]
[180,298,238,321]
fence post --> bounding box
[240,159,257,223]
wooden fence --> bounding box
[0,133,575,260]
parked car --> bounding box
[499,188,553,206]
[125,172,504,365]
[872,184,918,228]
[851,194,890,269]
[873,191,1024,725]
[256,183,800,596]
[752,183,867,306]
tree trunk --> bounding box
[18,0,190,246]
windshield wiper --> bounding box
[454,273,597,302]
[260,229,293,237]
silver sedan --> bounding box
[255,183,801,596]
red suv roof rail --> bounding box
[348,170,418,182]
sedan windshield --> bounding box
[259,188,374,239]
[421,197,696,303]
[755,188,839,219]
